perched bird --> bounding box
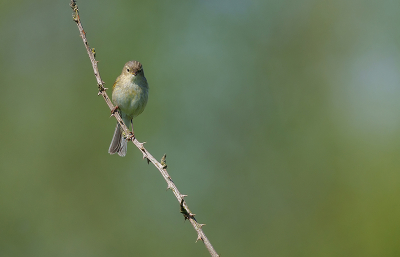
[108,60,149,157]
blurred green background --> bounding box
[1,0,400,256]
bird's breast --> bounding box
[112,81,148,119]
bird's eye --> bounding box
[126,68,130,72]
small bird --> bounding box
[108,60,149,157]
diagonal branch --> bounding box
[69,1,219,256]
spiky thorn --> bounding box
[142,150,148,160]
[137,142,147,158]
[196,234,204,243]
[199,224,206,228]
[160,154,167,169]
[136,141,145,151]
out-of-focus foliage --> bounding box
[1,0,400,256]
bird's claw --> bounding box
[126,132,135,141]
[110,105,119,115]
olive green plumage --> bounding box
[108,61,149,157]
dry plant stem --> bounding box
[70,1,219,257]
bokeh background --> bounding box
[1,0,400,256]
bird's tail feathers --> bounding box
[108,123,127,157]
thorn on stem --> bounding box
[137,141,145,150]
[196,235,203,243]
